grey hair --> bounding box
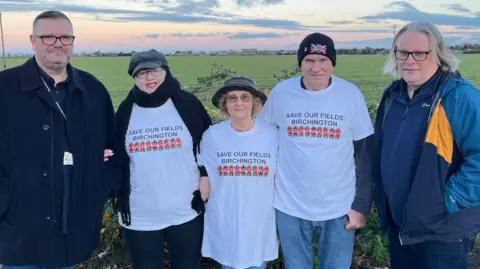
[33,11,72,32]
[383,21,460,77]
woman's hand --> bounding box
[104,149,114,162]
[199,176,211,202]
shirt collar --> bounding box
[35,60,72,87]
[300,76,332,90]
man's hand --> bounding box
[199,176,211,202]
[104,149,114,162]
[345,209,366,230]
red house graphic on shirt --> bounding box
[323,128,329,138]
[245,166,252,176]
[304,126,312,137]
[234,165,241,176]
[128,143,134,153]
[146,141,153,151]
[334,128,342,139]
[174,138,182,148]
[263,166,270,176]
[156,140,164,150]
[218,165,223,176]
[165,139,172,149]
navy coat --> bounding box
[0,57,115,267]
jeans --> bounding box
[3,265,73,269]
[388,224,477,269]
[276,209,355,269]
[122,213,204,269]
[221,262,266,269]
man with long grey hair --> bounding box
[373,21,479,269]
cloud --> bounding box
[162,0,220,15]
[328,20,355,25]
[386,1,418,12]
[0,0,37,2]
[455,25,477,30]
[443,4,471,13]
[226,32,287,39]
[235,0,285,7]
[336,34,480,49]
[225,17,316,30]
[170,32,223,37]
[135,31,293,40]
[359,1,480,28]
[0,2,142,14]
[115,13,225,24]
[322,28,391,33]
[145,34,160,39]
[443,31,480,35]
[0,0,310,30]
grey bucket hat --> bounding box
[127,49,168,77]
[212,76,267,108]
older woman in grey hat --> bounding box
[196,76,279,269]
[108,49,212,269]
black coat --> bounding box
[0,57,116,267]
[109,74,212,225]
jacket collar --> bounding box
[437,71,468,98]
[383,68,461,100]
[19,57,86,92]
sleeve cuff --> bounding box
[199,166,208,177]
[351,200,371,216]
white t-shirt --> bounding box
[119,99,199,231]
[257,75,374,221]
[198,120,279,269]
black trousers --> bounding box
[388,224,477,269]
[122,213,204,269]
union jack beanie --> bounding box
[297,32,336,67]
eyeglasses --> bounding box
[35,35,75,46]
[227,94,252,103]
[394,49,431,61]
[136,68,165,79]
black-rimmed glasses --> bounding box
[394,49,431,61]
[136,68,165,79]
[35,35,75,46]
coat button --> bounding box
[46,216,51,220]
[42,171,48,177]
[43,125,49,131]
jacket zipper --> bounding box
[398,91,441,245]
[389,104,409,246]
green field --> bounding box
[3,54,480,109]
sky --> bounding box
[0,0,479,53]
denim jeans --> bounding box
[388,224,477,269]
[276,209,355,269]
[3,265,73,269]
[221,262,266,269]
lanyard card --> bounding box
[63,152,74,165]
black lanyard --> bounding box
[40,76,67,120]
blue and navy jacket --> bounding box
[374,71,480,245]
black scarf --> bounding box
[132,69,179,108]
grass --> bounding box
[3,54,480,109]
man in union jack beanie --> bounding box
[297,32,337,67]
[257,32,375,269]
